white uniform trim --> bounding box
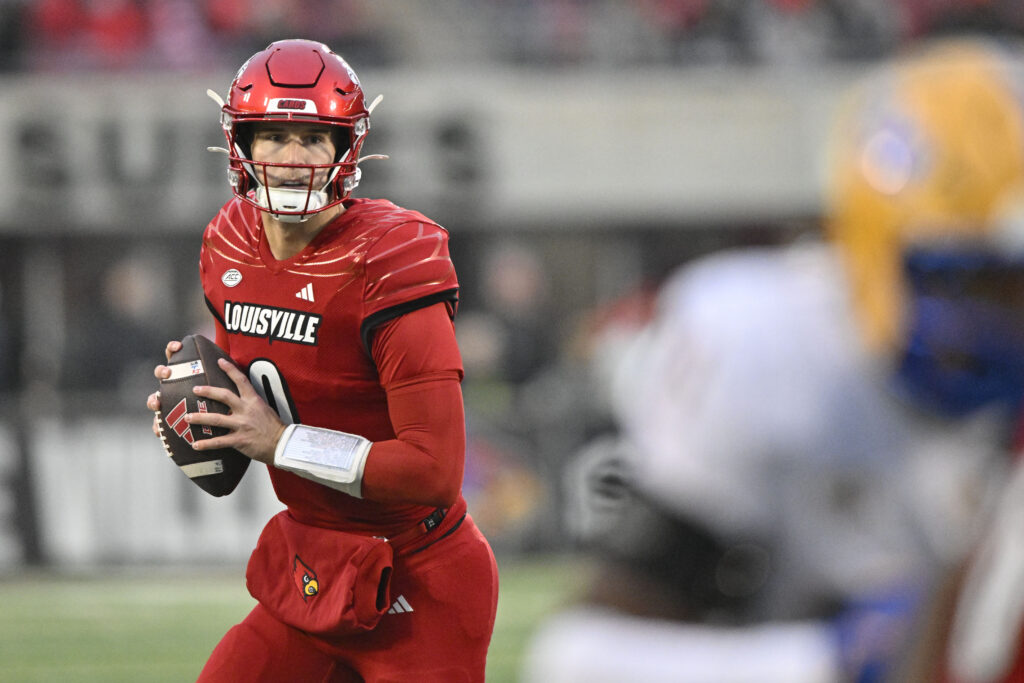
[273,424,372,498]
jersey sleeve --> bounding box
[360,302,466,505]
[373,302,464,387]
[360,221,459,352]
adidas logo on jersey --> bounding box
[387,595,414,614]
[295,283,314,302]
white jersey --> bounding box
[612,241,1004,616]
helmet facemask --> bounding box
[227,118,363,223]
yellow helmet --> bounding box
[826,38,1024,415]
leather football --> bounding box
[156,334,249,497]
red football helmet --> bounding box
[216,39,374,221]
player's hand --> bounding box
[183,358,287,465]
[146,340,184,436]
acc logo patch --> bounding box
[293,555,319,601]
[221,269,243,288]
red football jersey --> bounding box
[199,197,463,535]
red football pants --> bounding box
[196,514,499,683]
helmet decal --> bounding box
[857,109,926,196]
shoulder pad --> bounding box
[199,199,261,300]
[200,199,261,267]
[361,220,458,346]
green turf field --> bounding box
[0,554,580,683]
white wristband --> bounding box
[273,424,372,498]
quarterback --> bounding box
[146,40,498,682]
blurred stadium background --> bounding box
[0,0,1019,680]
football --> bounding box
[156,334,250,497]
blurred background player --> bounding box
[521,37,1024,683]
[145,39,498,682]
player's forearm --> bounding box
[360,437,464,506]
[273,379,466,505]
[272,425,464,505]
[362,377,466,505]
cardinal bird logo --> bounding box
[293,555,319,601]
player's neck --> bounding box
[262,204,345,260]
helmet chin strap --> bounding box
[255,186,330,223]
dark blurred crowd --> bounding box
[2,0,1024,73]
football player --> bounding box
[522,38,1024,683]
[145,39,498,682]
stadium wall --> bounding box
[0,66,861,235]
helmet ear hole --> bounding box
[333,129,352,162]
[234,122,256,160]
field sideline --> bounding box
[0,554,580,683]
